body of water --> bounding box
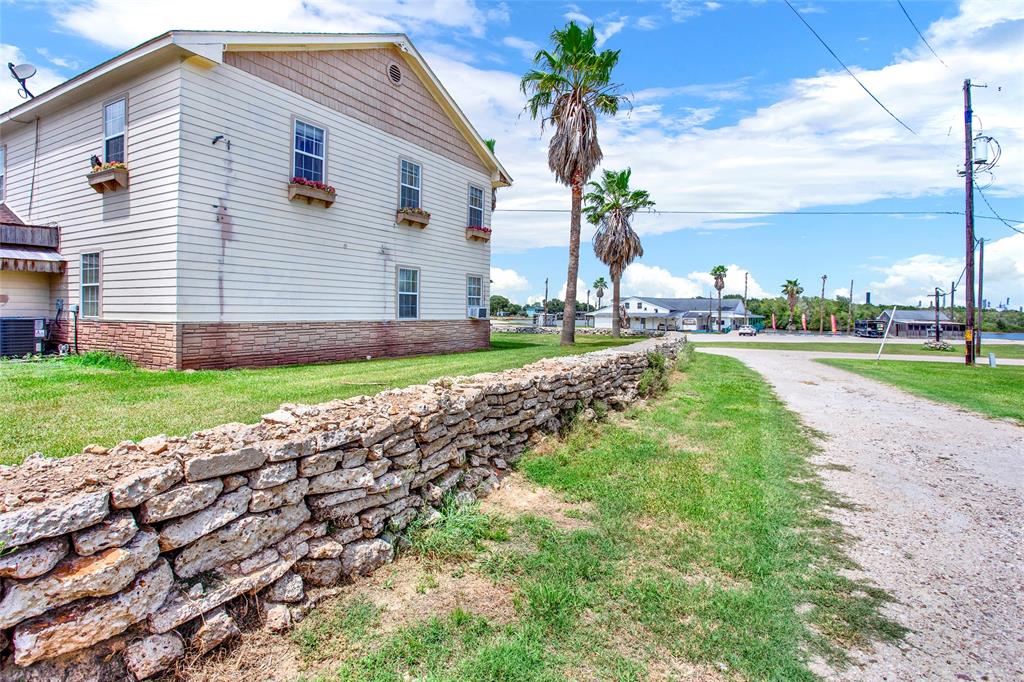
[985,333,1024,341]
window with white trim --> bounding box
[399,160,421,209]
[468,186,484,227]
[293,120,326,183]
[81,253,101,318]
[398,267,419,319]
[467,275,482,308]
[103,99,125,163]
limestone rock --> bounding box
[307,536,345,559]
[307,467,373,495]
[139,479,223,523]
[298,450,341,477]
[12,559,173,666]
[0,527,159,629]
[183,447,266,482]
[157,487,251,552]
[190,607,240,655]
[294,558,341,586]
[71,509,138,556]
[262,601,292,632]
[247,460,297,490]
[123,633,184,680]
[341,539,393,577]
[0,491,109,549]
[110,460,183,509]
[173,502,310,579]
[222,474,248,492]
[148,557,294,633]
[249,477,308,513]
[0,536,67,580]
[265,571,304,603]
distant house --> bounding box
[877,309,965,339]
[0,31,511,368]
[588,296,762,332]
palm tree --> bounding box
[592,276,608,310]
[585,168,654,338]
[710,265,727,333]
[781,279,804,328]
[521,22,627,346]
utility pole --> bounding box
[949,280,956,318]
[542,277,549,326]
[962,79,976,365]
[819,274,827,334]
[848,279,854,333]
[975,237,985,356]
[742,272,749,326]
[934,287,941,342]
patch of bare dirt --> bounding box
[481,472,596,530]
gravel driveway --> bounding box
[699,348,1024,681]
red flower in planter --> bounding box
[466,226,492,233]
[290,176,336,194]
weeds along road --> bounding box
[698,347,1024,681]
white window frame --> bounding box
[397,266,420,320]
[467,185,484,227]
[80,252,101,319]
[292,118,327,183]
[103,97,126,164]
[399,159,422,209]
[467,274,483,309]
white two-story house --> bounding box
[0,31,510,369]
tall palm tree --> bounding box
[781,279,804,328]
[710,265,727,333]
[522,22,627,346]
[592,276,608,310]
[585,168,654,338]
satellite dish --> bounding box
[7,62,36,99]
[10,63,36,80]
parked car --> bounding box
[737,325,757,336]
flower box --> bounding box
[288,178,336,208]
[86,166,129,193]
[465,226,491,242]
[396,207,431,228]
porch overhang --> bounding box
[0,246,65,273]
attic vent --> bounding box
[387,63,403,86]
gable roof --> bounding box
[883,309,953,323]
[639,297,744,312]
[1,31,511,187]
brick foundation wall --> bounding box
[54,319,491,370]
[54,320,181,370]
[179,319,491,370]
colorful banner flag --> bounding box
[771,313,777,330]
[801,313,807,331]
[830,313,837,334]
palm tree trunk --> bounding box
[717,290,722,333]
[611,275,621,338]
[560,176,583,346]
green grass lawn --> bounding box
[819,359,1024,423]
[694,340,1024,359]
[294,352,903,681]
[0,333,632,465]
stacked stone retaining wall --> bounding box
[0,333,683,680]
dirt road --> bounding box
[699,348,1024,681]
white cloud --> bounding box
[636,16,658,30]
[53,0,504,49]
[502,36,539,60]
[563,4,592,24]
[595,18,628,47]
[0,45,67,112]
[36,48,79,71]
[490,267,529,296]
[666,0,721,23]
[864,233,1024,306]
[620,263,770,300]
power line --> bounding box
[974,182,1024,235]
[897,0,949,68]
[782,0,917,135]
[495,208,1024,223]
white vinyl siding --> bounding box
[0,57,181,322]
[175,56,491,322]
[397,268,419,319]
[399,159,421,209]
[80,253,101,318]
[103,98,126,163]
[0,271,52,318]
[292,120,325,182]
[0,146,5,202]
[467,275,482,308]
[467,186,483,227]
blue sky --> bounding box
[2,0,1022,306]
